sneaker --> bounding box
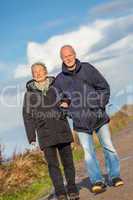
[91,181,106,193]
[57,194,68,200]
[112,177,124,187]
[68,192,80,200]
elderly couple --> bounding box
[23,45,123,200]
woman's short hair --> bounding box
[31,62,47,72]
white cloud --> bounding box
[87,34,133,63]
[14,64,31,79]
[0,62,12,73]
[84,33,133,97]
[0,91,24,132]
[90,0,133,17]
[12,13,133,109]
[0,63,4,70]
[95,52,133,93]
[13,14,132,79]
[27,25,102,74]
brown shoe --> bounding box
[91,182,106,194]
[112,177,124,187]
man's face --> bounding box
[61,47,76,69]
[32,65,47,83]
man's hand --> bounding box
[60,102,69,108]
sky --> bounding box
[0,0,133,158]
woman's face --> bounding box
[32,65,47,83]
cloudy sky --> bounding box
[0,0,133,158]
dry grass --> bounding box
[0,148,47,196]
[109,104,133,134]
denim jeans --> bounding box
[77,124,120,184]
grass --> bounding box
[109,105,133,134]
[72,146,84,162]
[0,149,52,200]
[0,180,51,200]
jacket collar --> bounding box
[62,59,81,75]
[26,76,55,92]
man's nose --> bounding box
[37,73,41,77]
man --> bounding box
[54,45,124,194]
[23,62,79,200]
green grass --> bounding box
[73,147,84,161]
[0,178,52,200]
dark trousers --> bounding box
[43,142,78,196]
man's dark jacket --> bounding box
[53,59,110,133]
[23,77,73,150]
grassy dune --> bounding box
[109,104,133,133]
[0,149,51,200]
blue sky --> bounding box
[0,0,102,62]
[0,0,133,158]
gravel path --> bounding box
[41,122,133,200]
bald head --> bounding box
[60,45,76,69]
[60,45,76,57]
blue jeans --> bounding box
[77,124,120,184]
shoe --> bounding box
[112,177,124,187]
[68,192,80,200]
[57,194,68,200]
[91,181,106,193]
